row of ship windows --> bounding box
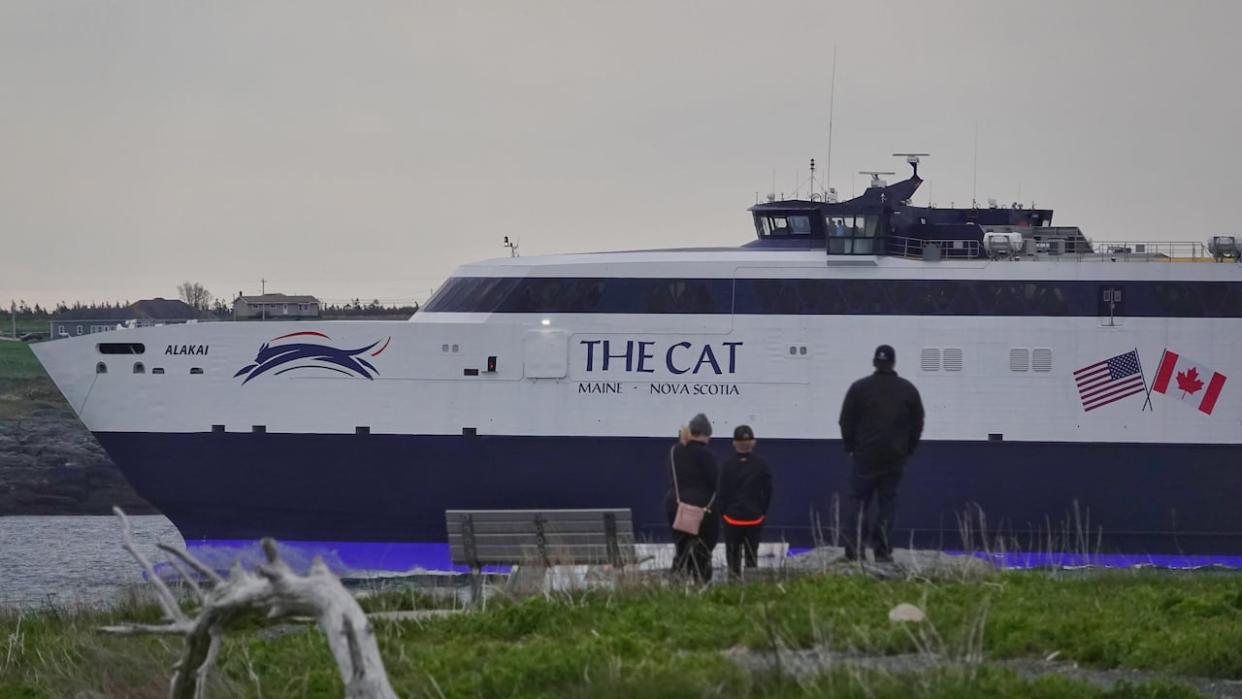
[918,347,1053,373]
[96,362,202,375]
[425,277,1242,317]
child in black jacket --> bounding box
[718,425,772,579]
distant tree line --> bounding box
[2,300,131,321]
[319,299,420,318]
[2,296,420,323]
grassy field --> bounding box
[0,340,61,419]
[0,317,50,338]
[2,570,1240,698]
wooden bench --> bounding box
[446,508,637,601]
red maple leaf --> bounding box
[1176,367,1204,396]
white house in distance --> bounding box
[233,293,321,320]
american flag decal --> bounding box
[1074,350,1147,412]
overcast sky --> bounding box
[2,0,1240,308]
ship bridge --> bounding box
[747,156,1089,261]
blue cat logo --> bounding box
[234,331,391,384]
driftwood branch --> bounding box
[104,508,398,699]
[113,506,187,624]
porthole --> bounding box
[133,362,145,374]
[95,362,107,374]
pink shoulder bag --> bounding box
[670,445,715,535]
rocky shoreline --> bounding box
[0,404,156,516]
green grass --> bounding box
[1,571,1238,698]
[0,340,60,419]
[0,340,46,382]
[0,318,50,338]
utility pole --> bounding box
[10,300,15,339]
[261,278,267,295]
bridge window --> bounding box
[825,215,878,253]
[757,215,811,237]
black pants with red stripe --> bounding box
[724,522,763,579]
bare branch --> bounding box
[113,506,186,624]
[166,558,204,603]
[158,543,225,585]
[100,623,194,635]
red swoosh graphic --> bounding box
[371,337,392,357]
[270,331,331,341]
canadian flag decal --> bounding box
[1151,350,1227,415]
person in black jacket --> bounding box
[665,413,720,582]
[838,345,925,563]
[719,425,772,580]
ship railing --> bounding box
[47,317,217,340]
[1062,241,1213,262]
[887,235,983,260]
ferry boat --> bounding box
[32,156,1242,570]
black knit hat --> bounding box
[688,413,712,437]
[733,425,755,441]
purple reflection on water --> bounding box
[185,540,510,575]
[184,540,1242,575]
[785,547,1242,570]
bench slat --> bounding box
[448,532,635,548]
[447,520,637,536]
[445,509,632,524]
[449,545,636,565]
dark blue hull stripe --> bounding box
[93,432,1242,561]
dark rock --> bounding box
[0,406,157,516]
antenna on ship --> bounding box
[858,170,896,189]
[972,123,979,208]
[825,45,837,198]
[892,153,929,178]
[503,236,520,258]
[809,158,820,201]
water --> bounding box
[0,515,181,608]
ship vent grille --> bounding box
[1010,348,1030,372]
[942,348,963,372]
[920,348,940,372]
[1032,348,1053,372]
